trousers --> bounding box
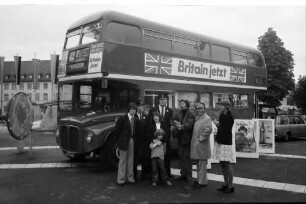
[152,157,169,182]
[196,159,208,185]
[178,144,192,178]
[117,138,134,184]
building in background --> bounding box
[0,60,57,114]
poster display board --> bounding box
[233,119,259,158]
[256,119,275,154]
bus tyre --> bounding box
[62,150,86,161]
[104,136,119,170]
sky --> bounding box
[0,0,305,82]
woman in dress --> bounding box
[212,99,235,193]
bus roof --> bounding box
[68,10,261,54]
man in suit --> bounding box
[116,102,137,186]
[171,99,195,182]
[134,103,151,180]
[148,94,173,178]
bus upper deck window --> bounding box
[81,22,101,45]
[231,50,248,65]
[66,29,81,49]
[212,45,230,62]
[248,53,264,68]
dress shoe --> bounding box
[217,184,228,191]
[165,180,172,186]
[117,182,126,186]
[224,186,235,193]
[127,180,136,184]
[194,183,207,188]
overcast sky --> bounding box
[0,1,305,81]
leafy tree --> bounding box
[257,28,295,106]
[293,75,306,114]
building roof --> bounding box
[2,60,51,83]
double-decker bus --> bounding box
[56,11,267,168]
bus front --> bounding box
[56,19,126,168]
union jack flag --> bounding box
[144,53,173,75]
[230,67,246,83]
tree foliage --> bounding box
[257,28,295,106]
[293,75,306,114]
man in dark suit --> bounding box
[115,102,137,186]
[148,94,173,178]
[134,103,151,180]
[171,99,195,182]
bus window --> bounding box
[199,41,211,59]
[174,36,197,57]
[79,85,92,108]
[177,91,198,109]
[213,93,231,108]
[232,94,248,108]
[59,84,73,111]
[143,29,173,52]
[199,93,210,108]
[231,50,248,65]
[81,22,101,44]
[248,53,264,67]
[212,45,230,62]
[105,22,141,46]
[66,29,81,49]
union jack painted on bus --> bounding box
[144,53,172,75]
[230,67,246,83]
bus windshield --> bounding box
[65,21,102,49]
[58,80,139,113]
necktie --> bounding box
[161,107,165,121]
[130,116,134,135]
[140,114,143,121]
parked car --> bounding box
[275,115,306,141]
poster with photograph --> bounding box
[256,119,275,154]
[233,119,259,158]
[209,122,236,164]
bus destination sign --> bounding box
[88,43,104,73]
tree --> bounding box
[293,75,306,114]
[257,28,295,106]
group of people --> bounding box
[114,94,235,193]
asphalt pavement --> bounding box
[0,125,306,203]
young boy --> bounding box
[150,129,172,187]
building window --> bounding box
[29,75,33,79]
[12,84,17,90]
[27,83,32,90]
[35,93,40,101]
[4,84,9,90]
[4,94,9,101]
[43,93,48,101]
[5,75,9,80]
[45,74,50,79]
[43,83,48,90]
[20,83,24,90]
[21,75,25,79]
[36,83,40,90]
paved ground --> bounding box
[0,125,306,203]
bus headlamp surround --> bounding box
[86,131,94,143]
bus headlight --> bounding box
[86,131,94,143]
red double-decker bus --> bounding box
[56,11,267,167]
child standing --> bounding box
[150,129,172,187]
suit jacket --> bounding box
[134,113,151,158]
[190,113,212,160]
[172,109,195,145]
[148,106,173,142]
[115,114,137,151]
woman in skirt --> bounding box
[212,99,235,193]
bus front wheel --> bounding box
[101,136,119,170]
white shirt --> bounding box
[156,122,161,130]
